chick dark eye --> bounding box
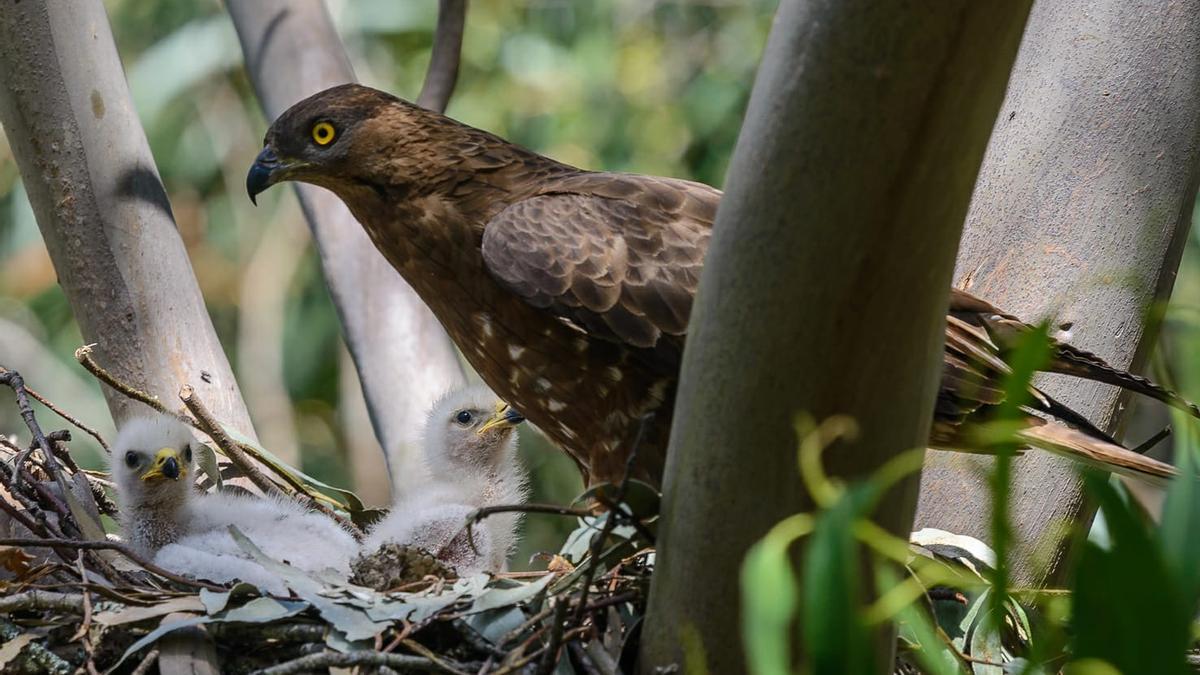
[182,446,193,463]
[124,451,138,468]
[455,410,473,426]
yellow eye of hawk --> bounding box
[311,121,336,146]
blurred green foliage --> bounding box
[0,0,774,567]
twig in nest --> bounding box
[0,537,227,591]
[180,385,287,500]
[15,375,109,450]
[0,589,86,614]
[0,367,63,488]
[252,650,460,675]
[417,0,468,113]
[572,413,653,625]
[463,502,591,554]
[179,385,362,537]
[535,599,569,675]
[130,649,160,675]
[590,493,656,545]
[75,345,182,419]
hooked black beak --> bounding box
[246,146,281,206]
[504,408,525,425]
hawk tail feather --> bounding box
[1016,420,1176,487]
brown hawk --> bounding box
[247,84,1191,487]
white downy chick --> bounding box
[111,415,356,592]
[364,386,528,574]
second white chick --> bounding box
[111,414,356,593]
[364,386,528,574]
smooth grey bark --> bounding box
[0,1,258,441]
[915,0,1200,587]
[226,0,467,498]
[639,2,1032,673]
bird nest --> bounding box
[0,353,655,674]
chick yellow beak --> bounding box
[477,403,525,435]
[140,447,185,482]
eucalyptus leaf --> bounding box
[219,597,307,623]
[229,526,388,640]
[465,606,527,644]
[469,573,553,613]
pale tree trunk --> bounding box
[0,0,258,442]
[639,2,1032,673]
[915,0,1200,587]
[226,0,467,499]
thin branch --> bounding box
[130,649,160,675]
[572,413,651,625]
[416,0,468,113]
[253,650,458,675]
[19,379,109,451]
[535,599,569,675]
[0,537,227,591]
[75,345,180,418]
[180,385,287,500]
[0,589,85,614]
[179,385,362,537]
[0,368,63,488]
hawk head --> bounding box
[246,83,460,205]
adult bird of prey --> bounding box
[246,83,1194,488]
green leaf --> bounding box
[802,484,876,675]
[878,563,964,675]
[1159,424,1200,613]
[1070,473,1190,675]
[741,521,802,675]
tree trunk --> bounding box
[226,0,467,498]
[0,0,258,441]
[915,0,1200,588]
[639,2,1032,673]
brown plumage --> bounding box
[247,83,1189,487]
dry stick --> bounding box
[75,345,182,419]
[0,537,228,591]
[402,639,472,675]
[464,503,591,554]
[180,385,287,500]
[180,385,363,537]
[534,599,569,675]
[492,627,591,675]
[129,649,160,675]
[79,346,350,519]
[20,379,109,451]
[0,589,85,614]
[591,493,657,545]
[252,651,454,675]
[570,413,652,626]
[0,368,63,488]
[416,0,468,113]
